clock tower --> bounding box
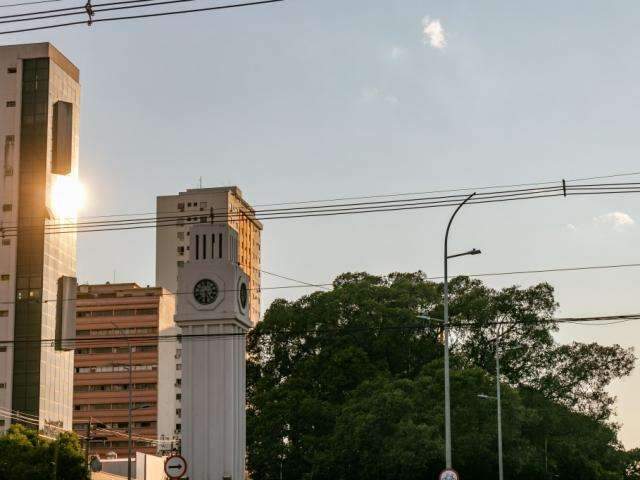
[175,223,252,480]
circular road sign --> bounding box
[164,454,188,479]
[439,469,460,480]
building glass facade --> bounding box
[0,43,80,433]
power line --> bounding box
[0,259,638,307]
[3,182,640,237]
[0,0,158,20]
[429,262,640,280]
[0,0,283,34]
[0,0,67,9]
[0,170,633,224]
[3,184,565,230]
[3,313,640,346]
[251,170,640,209]
[0,0,227,24]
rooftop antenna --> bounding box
[199,177,203,189]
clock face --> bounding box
[239,282,248,310]
[193,279,219,305]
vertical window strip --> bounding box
[203,233,207,259]
[195,234,199,260]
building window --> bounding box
[177,261,184,268]
[2,204,11,212]
[0,310,7,316]
[176,409,181,417]
[177,231,184,241]
[5,101,15,107]
[2,239,10,246]
[0,275,8,281]
[0,347,6,352]
[0,420,4,426]
[6,67,16,74]
[177,202,184,211]
[176,393,181,400]
[176,364,181,371]
[52,101,73,174]
[0,383,5,388]
[177,246,184,255]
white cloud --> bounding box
[360,87,381,102]
[360,87,398,106]
[422,17,446,49]
[384,95,399,105]
[390,46,406,60]
[593,212,635,231]
[566,223,577,231]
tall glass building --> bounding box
[0,43,80,434]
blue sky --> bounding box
[8,0,640,446]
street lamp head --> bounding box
[447,248,482,259]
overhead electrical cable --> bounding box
[2,181,640,237]
[0,260,638,307]
[0,0,67,9]
[0,0,283,34]
[3,313,640,347]
[0,171,635,224]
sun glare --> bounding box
[51,175,85,219]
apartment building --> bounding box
[72,283,177,458]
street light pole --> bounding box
[443,191,479,469]
[495,335,504,480]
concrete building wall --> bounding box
[155,186,262,324]
[156,282,179,453]
[155,186,262,450]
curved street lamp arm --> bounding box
[444,192,477,259]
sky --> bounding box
[7,0,640,446]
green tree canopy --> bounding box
[247,272,636,480]
[0,424,88,480]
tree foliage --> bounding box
[449,277,635,420]
[0,424,88,480]
[247,272,636,479]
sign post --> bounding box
[164,454,188,479]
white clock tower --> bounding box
[175,223,252,480]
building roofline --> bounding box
[0,42,79,82]
[157,185,263,230]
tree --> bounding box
[0,424,89,480]
[449,277,634,420]
[625,448,640,479]
[247,272,636,479]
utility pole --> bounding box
[85,417,92,468]
[127,342,133,480]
